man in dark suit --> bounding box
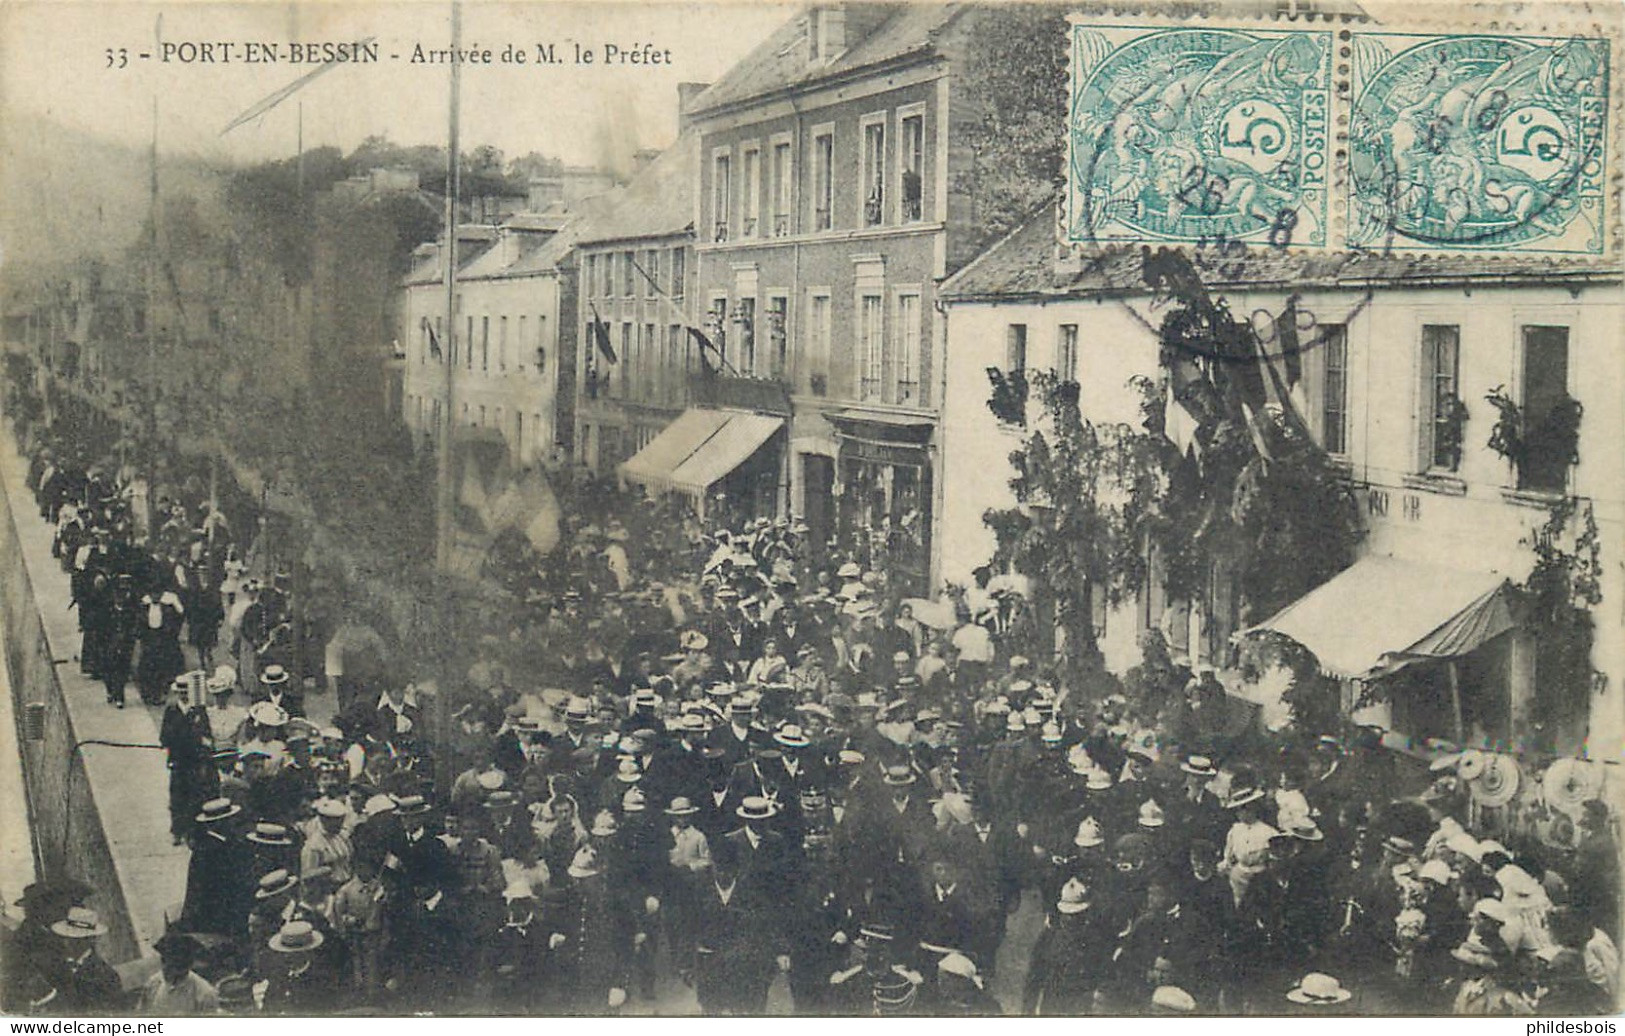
[692,837,789,1014]
[722,796,789,902]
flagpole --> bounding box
[434,1,462,572]
[628,254,737,376]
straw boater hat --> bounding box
[1224,786,1264,810]
[246,823,295,847]
[774,724,811,749]
[50,907,108,940]
[196,797,242,824]
[254,869,299,900]
[1286,973,1352,1005]
[315,798,348,819]
[882,765,917,787]
[247,701,290,728]
[1180,755,1218,777]
[736,795,779,821]
[621,787,648,813]
[1137,800,1166,828]
[665,796,700,817]
[268,920,323,954]
[590,811,619,837]
[1084,769,1114,792]
[260,665,290,687]
[1152,986,1197,1014]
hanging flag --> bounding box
[423,318,443,361]
[588,302,617,364]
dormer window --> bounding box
[808,7,845,64]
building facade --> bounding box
[572,134,701,476]
[938,206,1625,759]
[400,221,572,469]
[675,3,1022,593]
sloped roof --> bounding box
[571,133,698,247]
[940,201,1624,301]
[686,4,962,115]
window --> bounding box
[812,129,833,231]
[536,315,547,372]
[600,251,614,297]
[900,112,924,222]
[499,316,509,370]
[742,146,761,238]
[621,251,635,296]
[466,316,474,368]
[481,316,490,370]
[517,316,528,367]
[1520,325,1572,493]
[859,294,884,400]
[1321,324,1348,455]
[895,293,921,404]
[861,119,885,227]
[670,247,686,298]
[706,296,728,368]
[642,323,655,397]
[619,323,632,396]
[806,292,831,396]
[515,411,524,463]
[644,250,660,298]
[1420,324,1460,471]
[668,324,685,404]
[713,151,732,242]
[1058,324,1079,382]
[479,404,487,427]
[767,296,788,381]
[771,140,793,237]
[585,256,597,298]
[1006,324,1028,372]
[735,297,757,376]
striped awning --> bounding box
[619,408,782,497]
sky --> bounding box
[0,1,793,172]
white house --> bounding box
[937,203,1625,760]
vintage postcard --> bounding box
[0,0,1621,1020]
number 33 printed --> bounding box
[106,47,128,68]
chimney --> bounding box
[677,81,711,133]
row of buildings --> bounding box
[396,3,1623,761]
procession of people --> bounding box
[1,399,1620,1018]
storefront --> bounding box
[827,410,935,596]
[617,406,785,522]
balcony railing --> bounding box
[689,371,793,416]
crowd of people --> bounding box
[1,405,1620,1018]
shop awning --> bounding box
[618,408,782,497]
[1241,555,1517,680]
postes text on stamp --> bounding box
[1066,23,1333,250]
[1347,31,1611,256]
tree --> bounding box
[951,4,1070,267]
[983,249,1363,699]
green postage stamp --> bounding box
[1066,13,1617,257]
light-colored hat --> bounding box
[1286,972,1352,1005]
[937,952,982,988]
[1084,769,1113,792]
[51,907,108,939]
[476,770,506,791]
[246,823,295,847]
[773,724,811,748]
[254,869,298,900]
[680,629,710,652]
[1445,832,1484,861]
[1137,800,1166,828]
[1057,876,1089,914]
[622,787,647,813]
[502,881,536,902]
[364,794,398,817]
[1495,864,1547,908]
[615,758,642,783]
[1471,898,1513,924]
[1005,712,1025,733]
[736,795,778,821]
[196,797,241,824]
[1152,986,1196,1013]
[590,810,619,837]
[1456,749,1488,782]
[882,765,917,787]
[259,665,290,686]
[1180,755,1217,777]
[1074,816,1104,848]
[268,920,323,954]
[1224,787,1264,809]
[247,701,289,727]
[665,796,700,817]
[837,562,862,579]
[1418,859,1453,885]
[315,798,348,819]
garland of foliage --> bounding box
[1484,385,1584,479]
[1518,497,1602,747]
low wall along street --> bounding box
[0,450,140,965]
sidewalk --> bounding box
[0,423,185,962]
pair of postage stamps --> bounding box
[1066,11,1617,257]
